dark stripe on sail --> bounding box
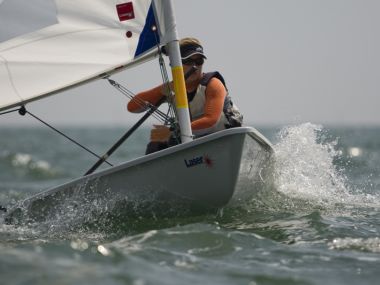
[135,4,158,57]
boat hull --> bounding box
[4,127,273,225]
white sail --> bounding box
[0,0,170,111]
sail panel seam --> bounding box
[0,26,128,53]
[0,54,24,103]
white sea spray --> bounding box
[270,123,380,211]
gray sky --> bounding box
[1,0,380,127]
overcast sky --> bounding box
[1,0,379,127]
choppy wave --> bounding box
[106,223,271,263]
[0,151,60,179]
[1,126,380,285]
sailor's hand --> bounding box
[150,125,171,142]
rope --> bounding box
[157,51,181,144]
[158,53,177,123]
[150,24,178,127]
[107,79,169,123]
[0,108,20,116]
[18,106,113,167]
[105,24,174,125]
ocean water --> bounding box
[0,123,379,285]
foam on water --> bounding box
[267,123,380,211]
[1,151,59,179]
[0,215,106,243]
[328,237,380,254]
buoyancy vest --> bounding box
[187,72,243,136]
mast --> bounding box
[161,0,193,143]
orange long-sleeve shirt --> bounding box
[127,77,226,131]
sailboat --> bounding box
[0,0,273,225]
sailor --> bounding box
[127,37,243,154]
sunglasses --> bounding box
[182,57,204,66]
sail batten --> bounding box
[0,0,167,112]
